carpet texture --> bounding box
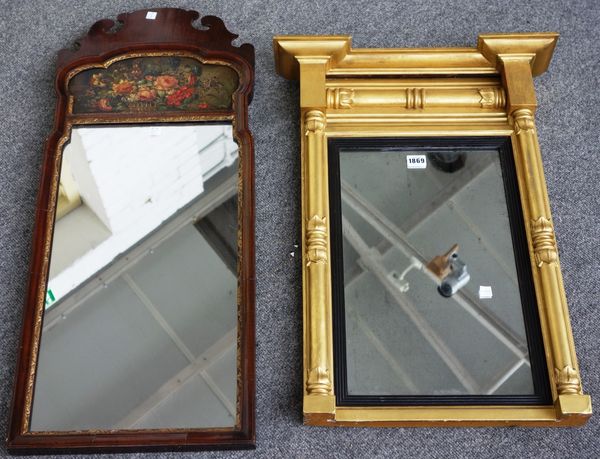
[1,1,599,457]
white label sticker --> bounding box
[146,11,158,19]
[479,286,493,299]
[406,154,427,169]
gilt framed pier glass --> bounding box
[8,8,255,453]
[273,33,591,426]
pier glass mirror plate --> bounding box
[273,33,591,426]
[8,9,255,453]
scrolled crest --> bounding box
[57,8,254,70]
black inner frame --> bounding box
[328,137,552,406]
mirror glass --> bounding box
[31,123,239,430]
[337,146,537,397]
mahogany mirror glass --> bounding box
[8,9,255,452]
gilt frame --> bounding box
[8,8,255,453]
[273,33,591,426]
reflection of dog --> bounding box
[427,244,471,298]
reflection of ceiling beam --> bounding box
[44,175,237,332]
[114,328,236,429]
[457,288,529,361]
[343,216,480,394]
[401,155,494,234]
[346,305,418,393]
[194,198,237,275]
[122,273,237,417]
[420,164,518,286]
[484,358,526,395]
[341,180,529,363]
[44,172,239,429]
[122,273,196,362]
[200,369,236,417]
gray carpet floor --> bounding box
[1,0,599,457]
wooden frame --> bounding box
[8,8,255,453]
[273,33,592,426]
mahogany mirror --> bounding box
[8,8,255,453]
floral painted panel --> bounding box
[69,57,239,114]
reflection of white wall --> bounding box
[66,130,111,229]
[48,206,111,281]
[47,124,237,305]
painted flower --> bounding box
[138,89,157,101]
[97,98,112,111]
[166,86,194,106]
[75,58,230,114]
[90,73,106,87]
[130,64,143,79]
[112,80,135,95]
[154,75,179,91]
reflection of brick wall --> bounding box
[77,124,235,232]
[48,124,237,304]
